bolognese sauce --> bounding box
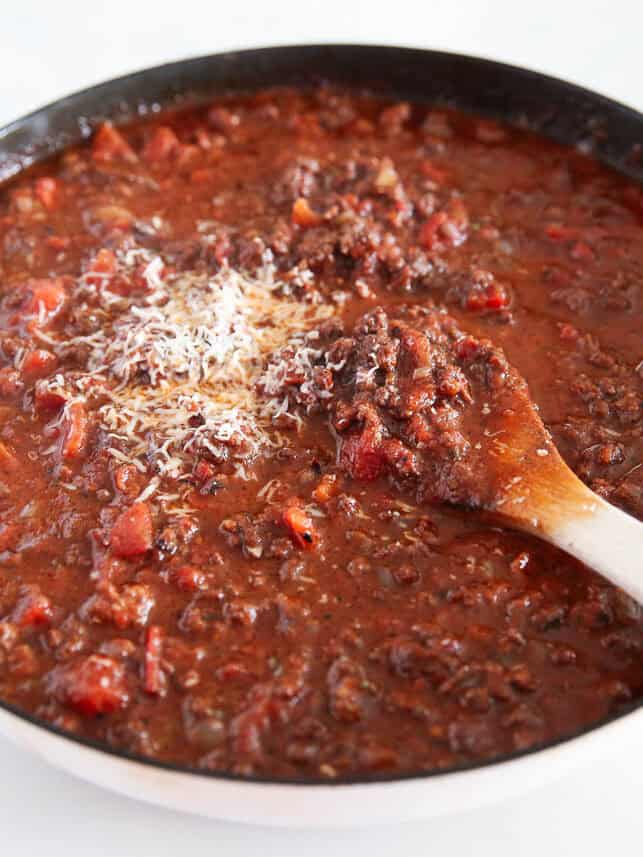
[0,87,641,778]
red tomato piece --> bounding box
[34,380,66,412]
[110,503,154,558]
[21,349,57,379]
[282,503,318,550]
[559,323,580,342]
[419,211,448,249]
[92,123,137,163]
[112,463,144,498]
[22,278,67,317]
[173,565,206,592]
[455,336,481,362]
[48,655,129,716]
[570,240,595,261]
[61,402,88,460]
[143,625,164,694]
[339,431,385,481]
[11,585,53,628]
[142,126,180,163]
[85,248,117,287]
[312,473,338,503]
[544,223,579,241]
[465,282,511,312]
[291,197,322,228]
[193,459,216,484]
[34,177,58,210]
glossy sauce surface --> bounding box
[0,88,641,779]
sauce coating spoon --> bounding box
[266,304,643,602]
[469,370,643,604]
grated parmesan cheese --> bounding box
[40,244,334,495]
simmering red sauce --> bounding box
[0,87,641,779]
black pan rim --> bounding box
[1,43,642,180]
[0,42,641,790]
[2,42,642,129]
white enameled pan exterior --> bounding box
[1,704,641,826]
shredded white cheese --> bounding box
[41,244,334,493]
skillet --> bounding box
[0,44,641,826]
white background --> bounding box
[1,0,642,852]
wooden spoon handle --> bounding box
[492,439,643,603]
[544,493,643,603]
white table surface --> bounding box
[1,1,641,852]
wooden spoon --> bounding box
[470,371,643,603]
[268,304,643,602]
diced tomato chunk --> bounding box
[110,502,154,558]
[85,248,117,287]
[112,463,144,498]
[282,502,318,550]
[193,459,216,484]
[419,211,449,249]
[544,223,579,241]
[142,126,179,163]
[421,200,469,249]
[92,123,137,163]
[22,278,67,317]
[132,258,165,292]
[570,240,595,261]
[558,323,580,342]
[143,625,164,694]
[455,335,481,362]
[61,402,88,460]
[34,380,66,412]
[11,585,53,628]
[465,281,511,312]
[21,349,57,379]
[173,564,206,592]
[339,431,385,481]
[341,193,359,211]
[48,654,129,716]
[292,197,322,228]
[312,473,338,503]
[34,177,58,210]
[485,287,509,311]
